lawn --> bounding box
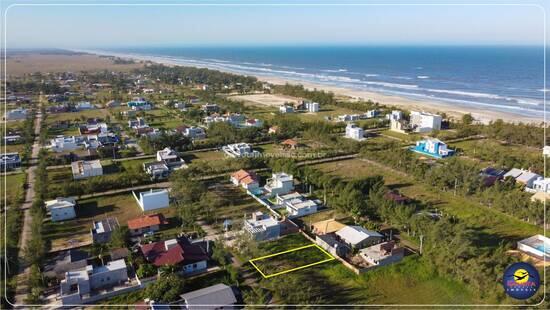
[314,158,542,245]
[46,109,112,123]
[3,144,27,154]
[1,172,26,210]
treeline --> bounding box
[136,64,262,91]
[361,147,544,225]
[272,83,335,105]
[6,80,62,94]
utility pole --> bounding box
[419,234,424,255]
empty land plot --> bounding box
[250,243,334,278]
[229,94,300,107]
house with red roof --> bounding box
[127,214,168,236]
[139,238,209,275]
[230,169,260,190]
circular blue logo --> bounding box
[502,262,540,300]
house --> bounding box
[544,146,550,157]
[244,211,281,241]
[359,241,405,266]
[60,259,129,305]
[281,139,299,150]
[45,249,90,280]
[0,152,21,170]
[390,118,413,134]
[76,101,94,110]
[517,234,550,260]
[79,122,108,135]
[133,189,170,211]
[71,160,103,180]
[411,138,454,159]
[183,127,206,140]
[230,169,260,190]
[127,98,152,110]
[276,192,318,218]
[315,234,350,257]
[222,143,260,158]
[45,197,77,222]
[139,237,209,274]
[106,100,120,108]
[480,167,507,187]
[335,226,383,249]
[311,219,346,235]
[143,161,170,181]
[4,134,22,144]
[531,177,550,193]
[503,168,541,189]
[279,105,294,113]
[240,118,263,128]
[264,172,294,196]
[409,111,442,133]
[128,117,147,129]
[47,105,70,113]
[157,147,185,169]
[201,103,219,113]
[345,123,365,141]
[4,108,27,120]
[179,283,238,310]
[127,214,168,236]
[50,136,81,153]
[305,101,320,113]
[531,191,550,203]
[338,114,360,122]
[363,110,379,119]
[91,217,120,244]
[268,126,280,135]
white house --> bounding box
[222,143,260,158]
[184,127,206,140]
[244,211,281,241]
[156,147,185,169]
[532,177,550,193]
[410,111,442,133]
[279,105,294,114]
[50,136,80,152]
[60,259,129,305]
[503,168,542,189]
[179,283,238,310]
[335,226,383,249]
[133,189,169,211]
[517,234,550,260]
[359,241,405,267]
[4,108,27,120]
[76,101,94,110]
[305,101,320,113]
[345,123,365,141]
[45,197,77,222]
[71,160,103,180]
[389,110,403,121]
[276,192,318,218]
[264,172,294,196]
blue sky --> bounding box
[2,0,548,48]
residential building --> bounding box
[91,217,120,244]
[4,135,22,144]
[127,214,168,236]
[45,197,77,222]
[517,234,550,260]
[106,100,120,108]
[244,211,281,241]
[79,122,108,135]
[389,110,403,121]
[503,168,542,189]
[345,123,365,141]
[315,234,350,258]
[50,136,80,152]
[409,111,442,133]
[411,138,454,159]
[143,161,170,181]
[183,127,206,140]
[71,160,103,180]
[45,249,90,280]
[335,226,383,249]
[480,167,507,187]
[59,259,129,305]
[222,143,260,158]
[4,108,28,120]
[127,98,152,110]
[128,117,147,129]
[311,219,346,235]
[276,192,318,218]
[202,103,219,113]
[240,118,263,128]
[76,101,94,110]
[359,241,405,267]
[268,126,280,135]
[364,110,379,118]
[305,101,320,113]
[279,105,294,114]
[281,139,299,150]
[133,189,170,211]
[264,172,294,196]
[230,169,260,190]
[531,192,550,203]
[0,152,21,170]
[532,177,550,193]
[179,283,238,310]
[156,147,185,169]
[390,118,412,134]
[140,238,209,274]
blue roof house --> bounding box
[411,138,454,159]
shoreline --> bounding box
[80,49,544,125]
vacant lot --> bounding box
[314,158,541,243]
[229,93,300,107]
[1,172,26,210]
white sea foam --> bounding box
[417,75,430,79]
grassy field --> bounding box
[314,159,541,244]
[252,244,333,277]
[252,233,477,304]
[450,139,542,168]
[46,109,112,123]
[1,172,26,209]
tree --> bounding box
[136,263,157,278]
[144,273,185,303]
[462,113,474,126]
[109,226,130,249]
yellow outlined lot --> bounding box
[249,243,335,278]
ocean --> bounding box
[101,46,547,118]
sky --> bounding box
[2,0,548,48]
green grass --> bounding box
[1,172,26,209]
[314,158,542,244]
[252,244,333,277]
[3,144,26,153]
